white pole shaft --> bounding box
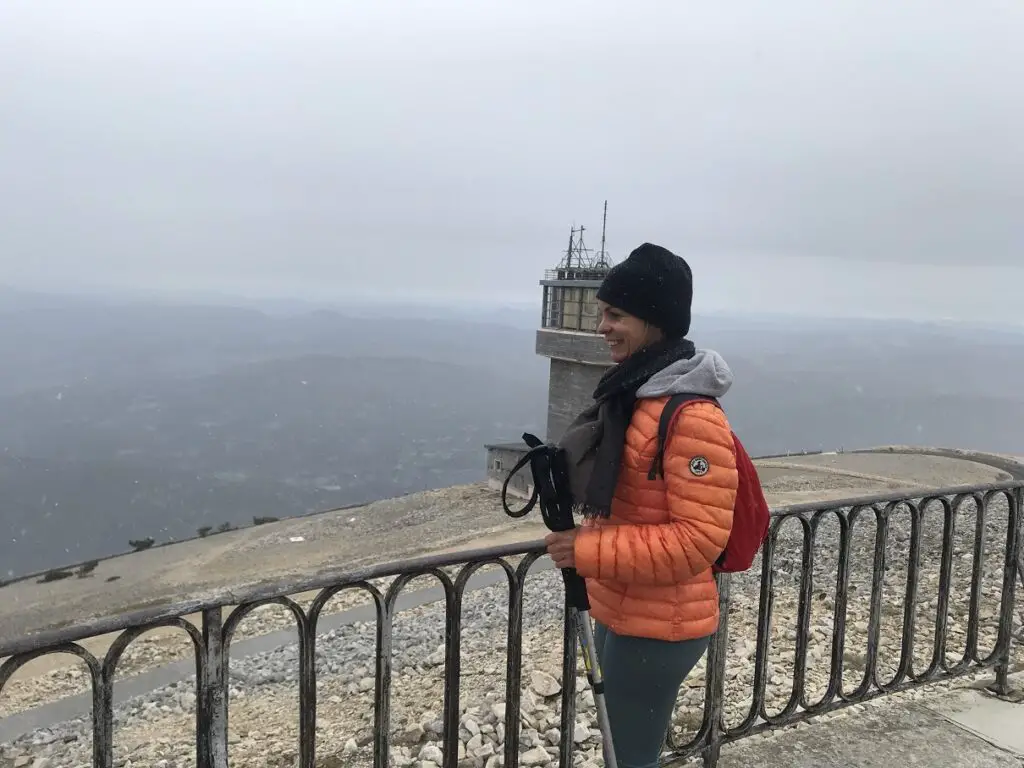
[576,609,617,768]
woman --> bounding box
[544,243,738,768]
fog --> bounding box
[1,1,1022,322]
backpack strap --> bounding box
[647,393,719,481]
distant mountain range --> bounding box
[1,285,1022,579]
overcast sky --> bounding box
[1,1,1022,323]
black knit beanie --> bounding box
[596,243,693,338]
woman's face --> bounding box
[597,301,663,363]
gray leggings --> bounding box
[594,622,710,768]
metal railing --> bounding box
[1,480,1021,767]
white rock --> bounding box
[419,744,444,764]
[530,670,561,698]
[521,688,542,712]
[573,722,590,744]
[476,742,496,759]
[522,727,543,748]
[521,746,551,766]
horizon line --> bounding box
[2,281,1023,331]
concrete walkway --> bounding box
[717,680,1024,768]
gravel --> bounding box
[1,493,1020,768]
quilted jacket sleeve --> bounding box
[573,401,738,585]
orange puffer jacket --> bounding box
[573,397,738,641]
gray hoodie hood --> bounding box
[636,348,733,400]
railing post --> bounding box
[198,608,229,768]
[298,621,318,768]
[559,594,578,768]
[503,564,528,768]
[374,603,395,768]
[702,573,732,767]
[990,485,1023,697]
[94,661,115,768]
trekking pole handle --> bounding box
[539,500,590,609]
[560,567,590,613]
[541,502,591,610]
[513,432,592,612]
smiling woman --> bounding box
[544,243,738,768]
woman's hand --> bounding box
[544,529,579,569]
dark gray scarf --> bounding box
[557,336,696,519]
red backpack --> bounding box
[647,394,770,573]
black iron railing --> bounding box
[1,481,1021,767]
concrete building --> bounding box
[486,209,615,497]
[536,261,613,441]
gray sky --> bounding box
[2,1,1022,323]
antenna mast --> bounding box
[556,202,611,272]
[595,200,610,268]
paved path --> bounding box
[719,680,1024,767]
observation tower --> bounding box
[485,202,615,496]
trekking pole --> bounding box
[502,433,618,768]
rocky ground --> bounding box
[1,491,1020,768]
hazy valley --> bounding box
[1,286,1022,579]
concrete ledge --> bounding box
[534,328,612,365]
